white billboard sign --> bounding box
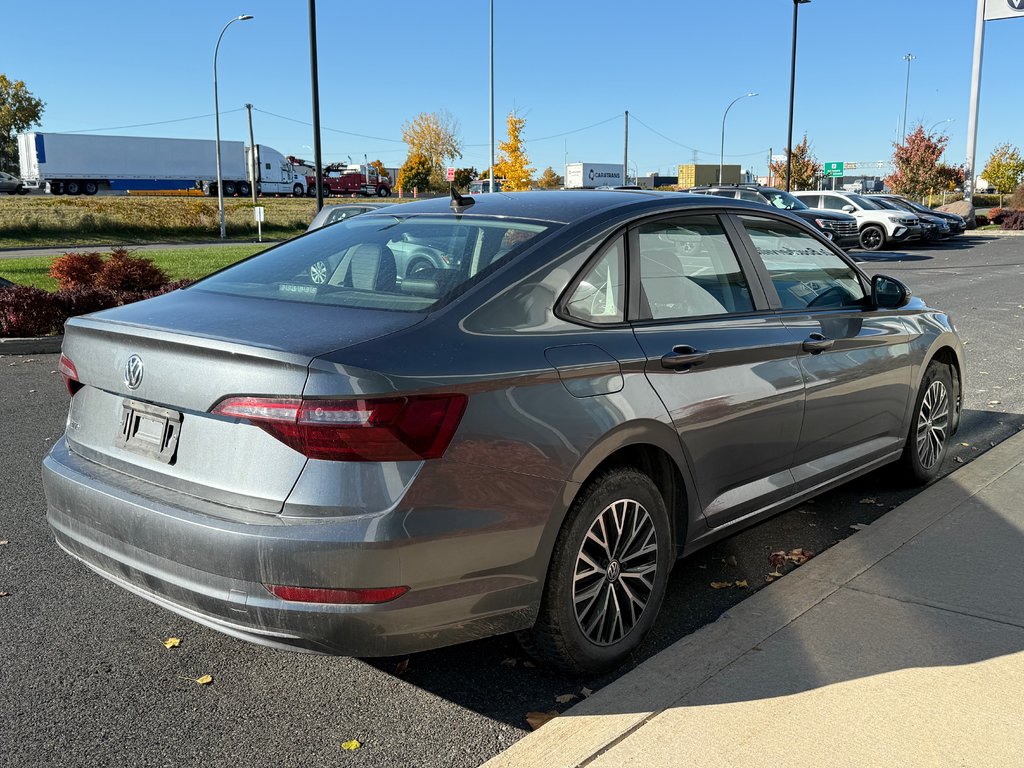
[985,0,1024,21]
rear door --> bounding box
[732,213,913,486]
[628,212,806,528]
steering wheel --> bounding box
[806,285,848,308]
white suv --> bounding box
[792,191,921,251]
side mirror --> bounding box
[842,204,856,213]
[872,274,911,309]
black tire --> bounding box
[83,181,99,195]
[222,181,237,196]
[378,186,391,198]
[238,181,251,197]
[293,184,304,198]
[405,257,433,278]
[859,224,886,251]
[65,180,81,195]
[50,182,64,195]
[517,467,672,675]
[899,361,953,485]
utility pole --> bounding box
[308,0,324,212]
[786,0,810,192]
[489,0,495,193]
[901,53,916,141]
[245,103,257,205]
[623,110,629,186]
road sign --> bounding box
[823,161,844,177]
[446,167,456,182]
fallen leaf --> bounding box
[0,591,9,598]
[711,580,747,589]
[850,523,870,531]
[394,659,409,675]
[988,400,1002,405]
[724,555,738,567]
[341,739,361,751]
[959,442,970,447]
[954,457,965,464]
[580,687,594,698]
[769,548,815,568]
[526,711,560,730]
[554,693,577,704]
[163,637,181,649]
[522,660,536,669]
[195,675,213,685]
[858,497,878,505]
[0,539,8,545]
[767,570,783,578]
[500,657,517,668]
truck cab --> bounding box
[309,164,391,198]
[248,145,306,198]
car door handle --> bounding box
[661,345,710,370]
[802,333,835,354]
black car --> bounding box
[684,184,860,249]
[870,194,967,235]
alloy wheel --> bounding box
[916,380,949,470]
[573,498,658,646]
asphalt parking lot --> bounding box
[1,235,1022,768]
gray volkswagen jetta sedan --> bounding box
[42,190,964,674]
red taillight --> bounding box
[265,584,409,604]
[58,354,82,396]
[211,393,467,462]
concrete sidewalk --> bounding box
[485,429,1024,768]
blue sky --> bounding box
[6,0,1022,178]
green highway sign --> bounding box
[823,161,845,177]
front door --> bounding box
[628,213,806,528]
[733,213,913,487]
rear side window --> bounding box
[565,237,626,324]
[195,214,555,312]
[637,215,754,320]
[738,215,865,310]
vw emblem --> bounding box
[124,354,144,390]
[1010,0,1024,10]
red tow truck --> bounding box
[306,163,391,198]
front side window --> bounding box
[565,237,625,323]
[637,215,754,320]
[818,195,848,211]
[195,214,554,312]
[739,215,865,310]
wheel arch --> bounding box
[928,344,963,435]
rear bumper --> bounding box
[43,438,552,656]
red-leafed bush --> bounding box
[1011,185,1024,211]
[95,248,168,292]
[55,287,121,320]
[0,286,63,337]
[49,252,105,290]
[1000,210,1024,230]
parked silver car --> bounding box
[0,170,28,195]
[43,190,964,674]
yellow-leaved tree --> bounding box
[492,111,534,192]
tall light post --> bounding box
[786,0,811,192]
[720,92,757,183]
[488,0,494,193]
[901,53,916,141]
[214,14,253,239]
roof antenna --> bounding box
[450,184,475,211]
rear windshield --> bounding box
[194,214,555,312]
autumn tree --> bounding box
[537,166,564,189]
[452,167,477,191]
[400,110,463,190]
[396,152,431,194]
[0,75,45,171]
[885,125,961,199]
[768,135,821,191]
[492,111,534,192]
[982,143,1024,194]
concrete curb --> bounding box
[482,430,1024,768]
[0,336,62,355]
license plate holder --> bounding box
[117,399,182,464]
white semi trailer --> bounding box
[17,132,304,197]
[564,162,625,189]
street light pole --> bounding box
[214,14,253,240]
[488,0,494,193]
[786,0,810,192]
[309,0,324,212]
[901,53,916,141]
[720,92,757,184]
